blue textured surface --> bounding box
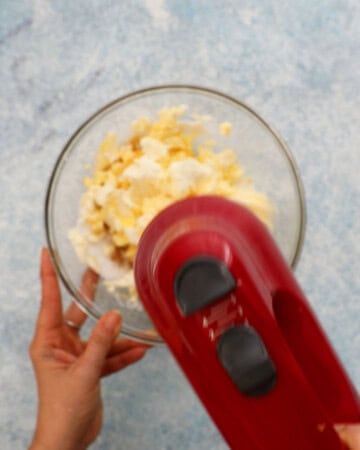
[0,1,359,449]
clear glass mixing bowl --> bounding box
[45,85,306,345]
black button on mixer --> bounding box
[174,256,236,316]
[217,325,277,396]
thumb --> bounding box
[77,311,122,383]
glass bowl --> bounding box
[45,85,306,345]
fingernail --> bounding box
[104,311,121,335]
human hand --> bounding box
[336,424,360,450]
[29,248,148,450]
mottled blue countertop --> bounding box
[1,1,359,449]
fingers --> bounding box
[52,348,77,365]
[37,248,63,332]
[101,347,147,377]
[335,424,360,449]
[64,269,99,329]
[75,310,121,383]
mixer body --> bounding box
[135,196,360,450]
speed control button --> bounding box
[217,325,277,397]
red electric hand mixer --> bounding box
[134,195,360,450]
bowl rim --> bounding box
[44,84,306,345]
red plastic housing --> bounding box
[134,196,360,450]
